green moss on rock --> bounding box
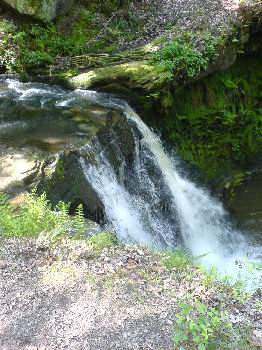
[2,0,74,22]
[158,55,262,178]
[70,61,172,93]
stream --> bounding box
[0,78,261,289]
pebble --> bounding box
[0,260,7,269]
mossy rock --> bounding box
[69,60,172,94]
[2,0,74,22]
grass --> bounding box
[88,231,117,254]
[160,248,192,272]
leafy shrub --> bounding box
[173,301,254,350]
[14,25,84,69]
[153,32,220,79]
[0,19,16,33]
[173,302,231,350]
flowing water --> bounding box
[0,78,113,155]
[0,79,261,288]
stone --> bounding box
[0,260,8,269]
[252,329,262,347]
[37,109,136,224]
[2,0,74,22]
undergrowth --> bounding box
[153,32,221,79]
[0,3,142,72]
[173,301,255,350]
[0,191,79,238]
[0,191,117,255]
[0,191,258,349]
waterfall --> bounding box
[77,94,261,287]
[1,79,261,287]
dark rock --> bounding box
[37,109,136,224]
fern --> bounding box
[0,191,71,238]
[73,204,86,236]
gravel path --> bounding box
[0,237,261,350]
[0,238,179,350]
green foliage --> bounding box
[161,249,192,272]
[88,231,117,253]
[14,23,88,69]
[173,301,254,350]
[0,2,141,71]
[153,32,220,79]
[0,19,16,33]
[160,55,262,178]
[0,191,70,238]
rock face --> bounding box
[37,107,180,246]
[2,0,74,21]
[37,110,136,224]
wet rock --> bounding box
[37,109,136,224]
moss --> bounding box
[157,54,262,179]
[70,61,172,92]
[56,159,65,180]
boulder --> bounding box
[2,0,74,22]
[37,109,136,224]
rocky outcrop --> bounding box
[67,0,262,94]
[1,0,74,21]
[37,109,136,223]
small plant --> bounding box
[73,204,86,237]
[161,249,192,272]
[88,231,117,254]
[153,32,220,79]
[173,302,232,350]
[198,265,219,287]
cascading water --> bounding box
[1,79,261,288]
[77,92,262,287]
